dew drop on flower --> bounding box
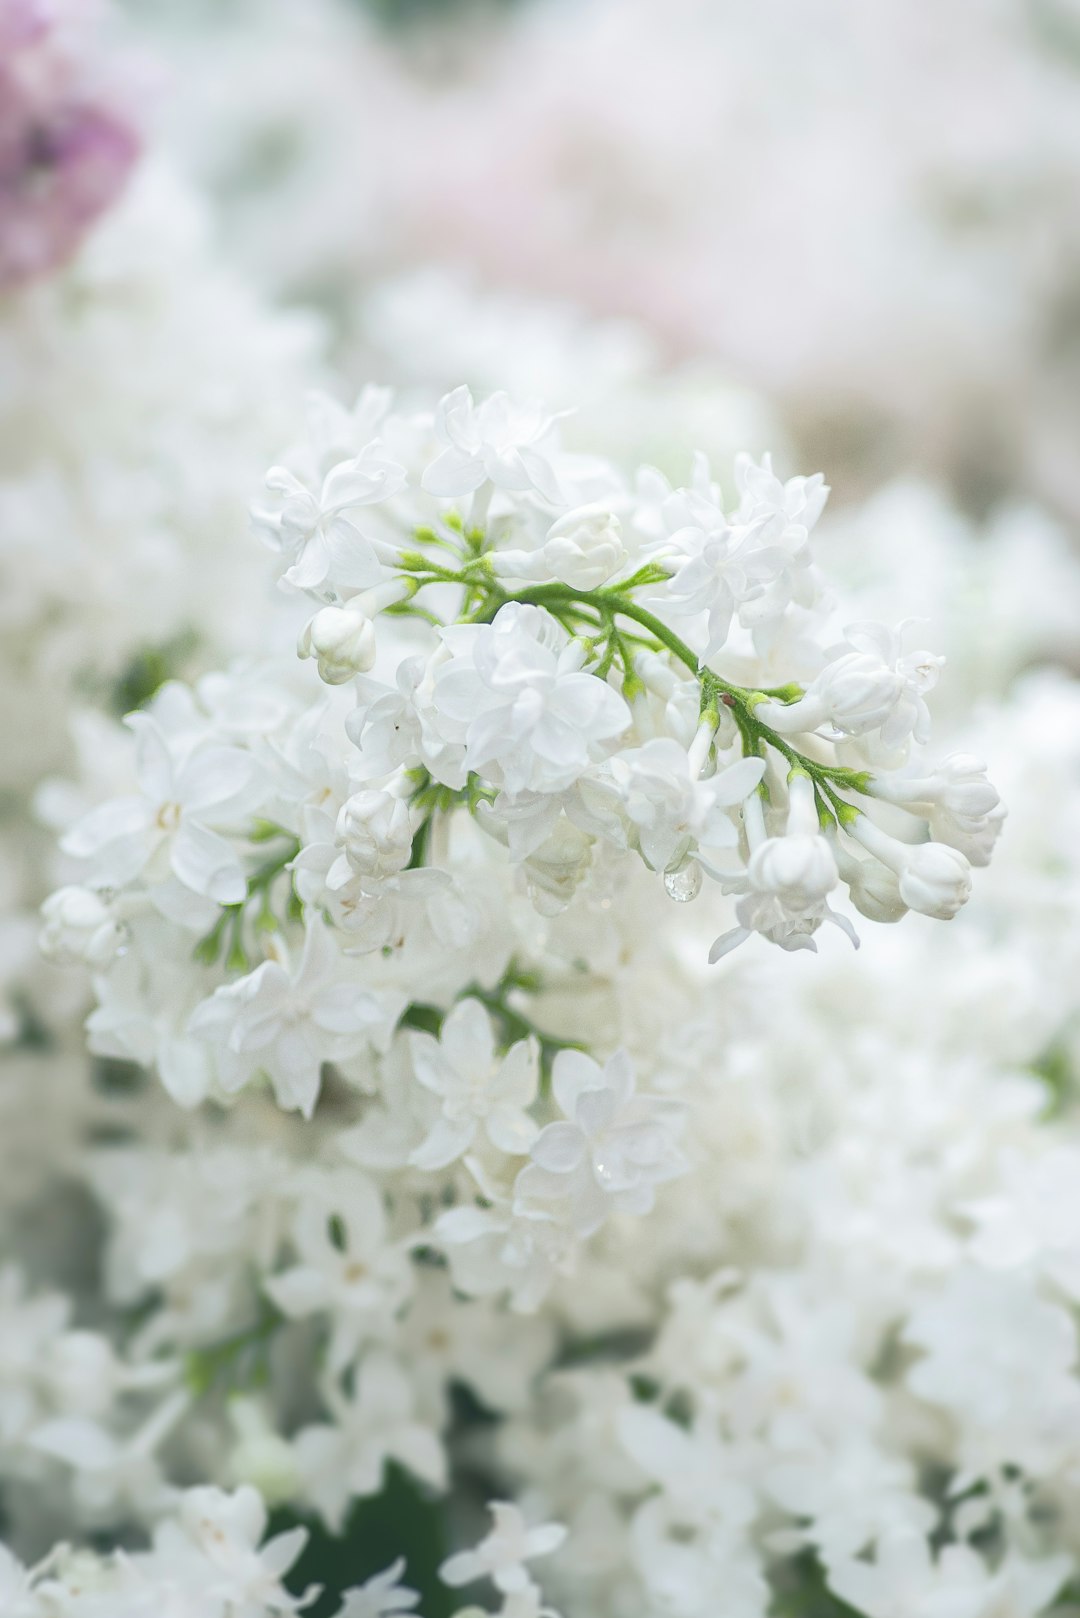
[664,859,703,903]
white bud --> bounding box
[927,757,1005,866]
[40,886,123,967]
[896,841,972,920]
[810,652,906,734]
[542,505,626,589]
[336,789,413,880]
[298,601,377,684]
[748,833,838,907]
[841,849,908,923]
[850,814,972,920]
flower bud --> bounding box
[748,833,838,907]
[40,885,123,967]
[934,754,1001,819]
[896,842,972,920]
[844,853,908,924]
[336,790,413,880]
[542,506,626,589]
[809,651,905,735]
[298,602,376,684]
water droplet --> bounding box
[664,858,703,903]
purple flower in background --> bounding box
[0,0,140,290]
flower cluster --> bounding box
[14,385,1019,1608]
[43,387,1001,1312]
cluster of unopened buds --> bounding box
[41,381,1003,1303]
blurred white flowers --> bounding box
[3,3,1080,1618]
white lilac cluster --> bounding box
[49,383,1002,1114]
[20,380,1031,1614]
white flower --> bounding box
[440,1501,566,1595]
[422,386,564,504]
[432,1198,571,1313]
[337,791,415,882]
[62,714,258,902]
[188,918,404,1117]
[749,772,838,901]
[826,1529,993,1618]
[618,1405,756,1532]
[409,998,540,1170]
[294,1352,445,1533]
[904,1268,1080,1473]
[609,739,765,872]
[155,1483,312,1615]
[335,1558,420,1618]
[763,1438,936,1563]
[851,816,972,921]
[515,1049,686,1237]
[264,1171,412,1373]
[761,623,943,752]
[494,504,627,589]
[872,754,1005,868]
[29,1386,189,1523]
[347,655,435,778]
[654,453,825,656]
[711,776,853,958]
[433,603,630,795]
[39,885,124,967]
[298,601,378,684]
[733,452,829,548]
[256,444,406,594]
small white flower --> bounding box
[609,739,765,873]
[711,776,854,958]
[652,453,825,656]
[851,816,972,920]
[39,885,124,967]
[337,791,414,882]
[494,504,627,590]
[422,385,564,504]
[264,1171,412,1373]
[162,1483,312,1615]
[62,714,258,903]
[433,603,630,795]
[298,601,378,684]
[440,1501,566,1596]
[826,1529,992,1618]
[515,1049,685,1237]
[872,753,1005,867]
[408,998,539,1170]
[336,1557,421,1618]
[761,622,943,753]
[188,918,404,1117]
[294,1352,445,1533]
[256,444,406,594]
